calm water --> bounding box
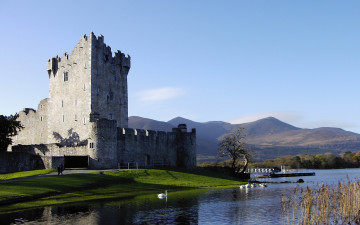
[2,169,360,225]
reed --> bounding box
[282,180,360,224]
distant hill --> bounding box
[128,116,175,132]
[128,116,360,162]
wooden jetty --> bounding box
[257,172,315,178]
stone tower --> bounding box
[45,33,130,143]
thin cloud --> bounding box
[136,87,186,102]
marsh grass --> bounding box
[0,169,56,181]
[282,180,360,224]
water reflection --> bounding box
[2,169,360,224]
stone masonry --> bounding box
[11,32,196,170]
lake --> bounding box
[2,168,360,224]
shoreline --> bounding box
[0,168,247,214]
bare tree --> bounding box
[218,127,251,176]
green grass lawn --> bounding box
[0,168,247,213]
[0,169,56,181]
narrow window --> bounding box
[113,75,117,81]
[119,98,122,105]
[106,95,110,103]
[75,114,77,121]
[40,116,43,121]
[89,143,94,148]
[83,117,86,124]
[109,114,113,120]
[62,115,65,122]
[62,100,64,107]
[84,63,87,69]
[83,84,86,91]
[63,72,68,81]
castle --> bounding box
[10,32,196,170]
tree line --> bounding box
[250,152,360,169]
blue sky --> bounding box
[1,1,360,133]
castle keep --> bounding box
[10,32,196,170]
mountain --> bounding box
[128,116,175,132]
[168,117,235,140]
[241,117,300,137]
[129,116,360,161]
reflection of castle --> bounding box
[11,33,196,169]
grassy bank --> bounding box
[0,168,247,213]
[0,169,56,181]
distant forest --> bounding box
[249,151,360,169]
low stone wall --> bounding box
[0,152,45,174]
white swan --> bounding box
[158,190,167,199]
[240,184,250,189]
[259,183,267,188]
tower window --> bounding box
[64,72,68,81]
[62,115,65,122]
[89,143,94,148]
[109,114,113,120]
[83,84,86,90]
[40,116,43,121]
[119,98,122,105]
[62,100,64,107]
[83,117,86,124]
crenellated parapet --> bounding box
[118,126,195,141]
[46,32,131,79]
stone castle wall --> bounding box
[12,120,196,170]
[0,152,45,173]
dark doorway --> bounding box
[145,154,151,166]
[64,156,89,168]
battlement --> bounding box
[46,32,131,78]
[119,125,195,140]
[21,108,36,115]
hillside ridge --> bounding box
[128,116,360,161]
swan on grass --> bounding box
[158,190,168,199]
